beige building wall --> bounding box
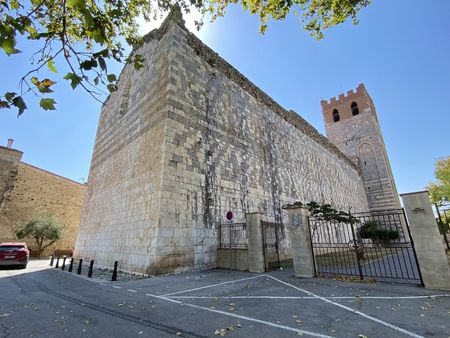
[0,145,86,256]
[75,9,369,275]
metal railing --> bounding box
[219,223,248,249]
[309,208,423,285]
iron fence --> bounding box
[219,223,248,249]
[309,208,423,285]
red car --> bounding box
[0,242,30,269]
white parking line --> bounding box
[149,293,333,338]
[162,275,264,296]
[127,289,138,293]
[166,294,450,300]
[267,275,425,338]
[112,286,121,289]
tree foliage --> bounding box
[1,0,372,115]
[428,156,450,206]
[15,210,65,257]
[282,200,360,224]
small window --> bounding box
[332,109,340,122]
[351,101,359,116]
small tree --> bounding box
[428,156,450,206]
[16,211,65,258]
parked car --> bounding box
[0,242,30,269]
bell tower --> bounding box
[321,84,400,211]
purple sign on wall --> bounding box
[226,211,233,221]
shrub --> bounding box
[359,221,399,243]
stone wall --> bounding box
[0,146,22,239]
[73,25,173,272]
[75,11,369,275]
[0,157,86,256]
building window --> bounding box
[351,101,359,116]
[333,109,340,122]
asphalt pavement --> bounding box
[0,259,449,337]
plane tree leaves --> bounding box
[40,98,56,110]
[0,0,372,116]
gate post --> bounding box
[401,191,450,289]
[247,212,265,273]
[286,206,315,278]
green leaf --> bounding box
[98,57,107,72]
[107,74,117,83]
[80,59,97,70]
[0,100,10,109]
[10,0,19,9]
[40,98,56,111]
[93,49,109,58]
[130,54,145,71]
[107,83,117,93]
[63,72,82,89]
[38,79,55,93]
[12,96,27,116]
[47,59,57,73]
[1,38,21,55]
[88,27,106,44]
[4,92,16,101]
[67,0,86,10]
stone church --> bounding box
[74,8,399,274]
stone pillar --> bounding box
[247,212,265,273]
[401,191,450,290]
[286,206,315,278]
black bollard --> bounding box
[111,261,118,281]
[61,256,67,270]
[68,258,74,272]
[88,260,94,278]
[50,255,54,267]
[77,259,83,275]
[55,257,60,268]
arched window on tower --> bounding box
[333,109,340,122]
[351,102,359,116]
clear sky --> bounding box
[1,0,449,195]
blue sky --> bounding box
[1,0,449,194]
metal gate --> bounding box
[261,221,283,270]
[309,209,423,285]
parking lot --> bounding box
[0,261,449,337]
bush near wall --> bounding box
[359,221,400,243]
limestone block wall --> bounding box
[0,147,22,239]
[0,162,85,256]
[154,19,369,273]
[75,12,369,275]
[73,24,173,272]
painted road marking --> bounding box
[149,293,333,338]
[166,294,450,300]
[267,275,425,338]
[162,275,264,296]
[127,289,138,293]
[112,286,121,289]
